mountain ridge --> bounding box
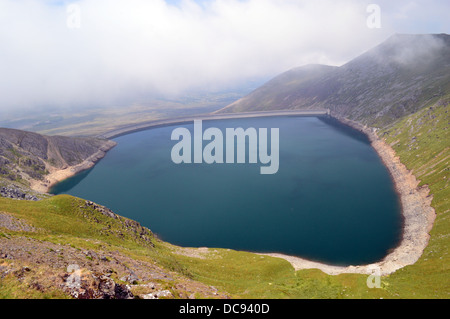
[219,33,450,127]
[0,34,448,299]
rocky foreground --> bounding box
[0,199,228,299]
[0,186,39,201]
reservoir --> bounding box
[51,116,402,266]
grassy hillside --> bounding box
[1,95,449,302]
[0,195,230,299]
[0,194,388,299]
[176,93,450,298]
[1,35,448,298]
[376,96,449,298]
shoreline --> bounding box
[33,111,328,194]
[37,111,436,276]
[261,114,436,276]
[30,140,117,194]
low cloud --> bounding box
[391,35,446,66]
[0,0,447,112]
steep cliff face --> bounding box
[220,34,450,127]
[0,127,116,193]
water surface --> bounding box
[52,116,402,266]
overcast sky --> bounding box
[0,0,449,112]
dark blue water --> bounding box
[51,116,402,266]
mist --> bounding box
[391,35,447,66]
[0,0,448,114]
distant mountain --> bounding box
[219,34,450,127]
[0,34,448,299]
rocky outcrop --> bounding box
[83,201,155,247]
[0,236,228,299]
[0,212,36,232]
[63,270,134,299]
[0,127,116,194]
[0,186,39,201]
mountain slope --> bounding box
[1,34,449,299]
[377,95,449,297]
[1,99,448,299]
[1,107,448,299]
[220,34,450,127]
[0,195,230,299]
[0,128,116,195]
[218,64,338,113]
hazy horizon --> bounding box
[0,0,449,115]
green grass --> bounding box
[1,98,449,298]
[377,96,450,298]
[0,194,415,299]
[168,97,449,299]
[171,97,449,299]
[0,275,69,299]
[0,195,159,253]
[172,251,391,299]
[0,195,367,299]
